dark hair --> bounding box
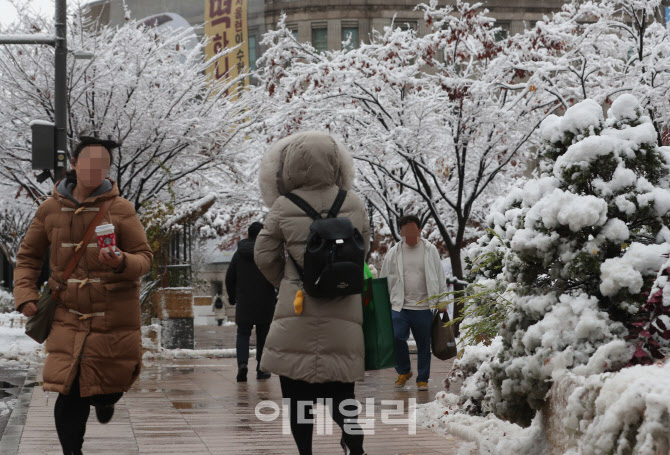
[72,135,119,162]
[65,134,120,181]
[248,222,264,239]
[398,215,421,230]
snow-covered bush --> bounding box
[421,360,670,455]
[560,362,670,455]
[0,288,14,313]
[457,95,670,426]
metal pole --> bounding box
[53,0,68,181]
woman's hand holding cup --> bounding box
[96,223,124,269]
[99,246,124,268]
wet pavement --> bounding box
[4,325,464,454]
[0,367,28,439]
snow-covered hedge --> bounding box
[420,360,670,455]
[454,95,670,426]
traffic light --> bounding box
[31,120,55,170]
[31,120,67,183]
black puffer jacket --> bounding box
[225,238,276,325]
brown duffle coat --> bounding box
[13,178,152,397]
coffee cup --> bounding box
[95,224,120,255]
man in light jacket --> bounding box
[380,215,448,391]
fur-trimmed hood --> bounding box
[258,131,355,207]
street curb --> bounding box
[0,367,37,455]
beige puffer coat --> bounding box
[14,178,152,397]
[254,131,370,384]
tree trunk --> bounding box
[448,245,465,337]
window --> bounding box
[286,26,298,41]
[312,26,328,53]
[494,24,510,42]
[342,24,359,51]
[397,20,418,32]
[248,35,257,72]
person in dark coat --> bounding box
[225,222,277,382]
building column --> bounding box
[298,20,310,43]
[328,19,342,51]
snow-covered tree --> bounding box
[0,196,35,267]
[456,95,670,425]
[246,1,557,317]
[514,0,670,145]
[0,5,250,219]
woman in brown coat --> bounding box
[255,131,369,455]
[14,137,152,455]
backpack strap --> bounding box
[288,254,305,282]
[285,193,321,220]
[327,190,347,218]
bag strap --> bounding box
[55,198,115,298]
[327,190,347,219]
[285,193,321,220]
[286,189,347,220]
[288,254,305,282]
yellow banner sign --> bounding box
[204,0,249,97]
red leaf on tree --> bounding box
[633,346,649,358]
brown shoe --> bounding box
[417,381,429,391]
[394,372,413,388]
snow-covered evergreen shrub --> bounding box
[457,95,670,426]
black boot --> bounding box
[341,436,366,455]
[95,404,115,424]
[236,364,248,383]
[257,371,271,380]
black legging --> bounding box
[279,376,365,455]
[54,373,123,454]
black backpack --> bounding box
[214,297,224,309]
[286,189,365,298]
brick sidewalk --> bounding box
[6,326,465,454]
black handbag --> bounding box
[431,312,458,360]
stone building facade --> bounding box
[84,0,624,64]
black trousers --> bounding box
[236,322,271,371]
[279,376,365,455]
[54,374,123,454]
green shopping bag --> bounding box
[361,264,397,371]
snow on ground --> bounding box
[0,312,26,329]
[417,391,546,455]
[0,325,44,366]
[0,399,17,417]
